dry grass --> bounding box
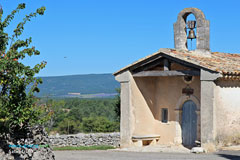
[216,133,240,146]
[53,145,115,151]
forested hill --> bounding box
[35,73,120,98]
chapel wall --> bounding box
[154,76,200,144]
[214,80,240,145]
[154,76,200,121]
[131,76,200,144]
[130,76,157,135]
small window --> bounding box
[161,108,168,123]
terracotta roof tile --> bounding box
[114,48,240,77]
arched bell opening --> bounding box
[174,8,210,52]
[186,14,197,51]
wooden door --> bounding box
[182,100,197,148]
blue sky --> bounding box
[1,0,240,76]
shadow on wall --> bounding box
[215,80,240,88]
[134,77,157,120]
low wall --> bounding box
[0,126,55,160]
[49,132,120,147]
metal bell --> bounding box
[187,29,196,40]
[187,20,196,40]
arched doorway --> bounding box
[181,100,197,148]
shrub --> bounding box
[82,116,119,133]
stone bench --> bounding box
[132,135,160,147]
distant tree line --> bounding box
[40,96,120,134]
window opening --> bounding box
[161,108,168,123]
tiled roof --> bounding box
[114,48,240,79]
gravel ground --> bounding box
[54,150,240,160]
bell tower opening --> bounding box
[186,14,197,50]
[174,8,210,55]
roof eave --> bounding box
[113,48,221,76]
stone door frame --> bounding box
[175,95,201,142]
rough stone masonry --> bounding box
[0,126,55,160]
[49,132,120,147]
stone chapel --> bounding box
[114,8,240,150]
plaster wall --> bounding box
[131,77,157,135]
[131,76,200,144]
[214,80,240,144]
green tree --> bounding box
[57,118,81,134]
[82,116,119,133]
[44,99,66,131]
[0,3,46,132]
[39,98,120,134]
[114,88,120,122]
